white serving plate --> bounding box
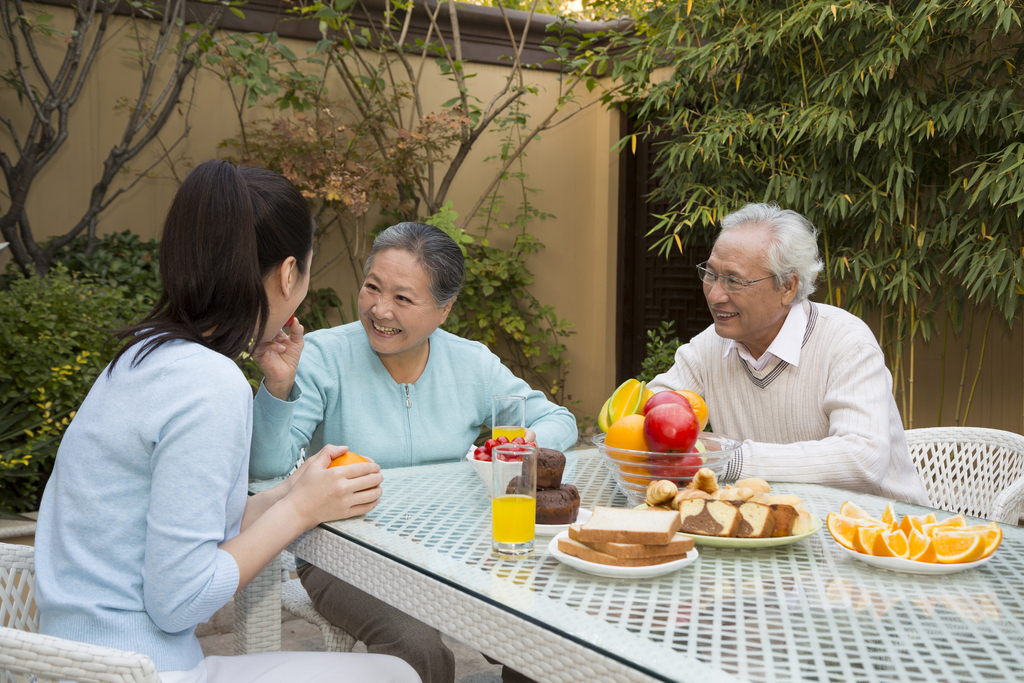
[547,531,699,579]
[835,544,994,575]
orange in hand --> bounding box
[329,453,370,468]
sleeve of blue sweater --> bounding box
[142,355,247,633]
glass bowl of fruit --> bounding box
[466,436,538,497]
[592,432,741,507]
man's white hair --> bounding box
[718,202,823,302]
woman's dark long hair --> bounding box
[109,160,313,371]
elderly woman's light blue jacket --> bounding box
[249,323,578,478]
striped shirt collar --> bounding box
[723,300,809,370]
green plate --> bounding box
[635,504,822,548]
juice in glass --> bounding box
[492,425,526,441]
[491,495,536,543]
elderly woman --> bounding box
[249,221,577,683]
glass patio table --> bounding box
[242,448,1024,683]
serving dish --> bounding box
[835,543,994,575]
[593,433,740,507]
[547,531,699,579]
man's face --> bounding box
[703,224,798,359]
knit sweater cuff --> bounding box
[723,446,744,482]
[254,380,301,421]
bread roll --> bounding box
[736,477,771,494]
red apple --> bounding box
[650,454,703,480]
[642,391,690,415]
[643,403,699,453]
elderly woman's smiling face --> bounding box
[358,248,453,364]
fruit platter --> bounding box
[826,500,1002,574]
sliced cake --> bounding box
[677,499,742,537]
[735,502,776,538]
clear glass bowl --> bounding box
[592,432,740,507]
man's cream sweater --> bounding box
[649,301,930,505]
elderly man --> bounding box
[648,203,929,505]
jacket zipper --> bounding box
[403,384,412,466]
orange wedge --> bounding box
[839,501,874,521]
[827,513,869,550]
[922,512,938,524]
[923,514,967,537]
[907,529,936,563]
[956,523,1002,559]
[880,502,897,528]
[852,526,884,554]
[899,514,925,537]
[870,529,910,558]
[932,531,985,564]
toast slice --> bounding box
[557,537,688,567]
[574,506,682,545]
[567,525,694,558]
[735,502,776,538]
[678,499,742,537]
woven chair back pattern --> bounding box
[906,427,1024,523]
[0,544,36,633]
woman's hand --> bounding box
[252,315,304,400]
[525,428,537,444]
[284,445,383,529]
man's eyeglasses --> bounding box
[696,262,775,293]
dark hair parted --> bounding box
[110,160,313,370]
[364,222,464,307]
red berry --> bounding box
[479,453,492,462]
[484,439,498,454]
[496,436,510,445]
[474,446,486,457]
[526,441,537,448]
[512,436,526,445]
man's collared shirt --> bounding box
[723,300,808,371]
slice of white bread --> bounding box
[557,537,688,567]
[735,502,776,538]
[567,525,695,558]
[677,499,742,537]
[574,506,682,545]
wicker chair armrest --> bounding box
[989,475,1024,525]
[0,626,160,683]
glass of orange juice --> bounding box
[492,395,526,441]
[491,443,536,556]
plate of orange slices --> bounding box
[826,501,1002,575]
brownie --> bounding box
[536,484,580,525]
[536,448,566,489]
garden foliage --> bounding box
[601,0,1024,426]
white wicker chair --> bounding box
[279,553,357,653]
[0,542,161,683]
[905,427,1024,524]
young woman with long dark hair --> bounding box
[33,160,419,683]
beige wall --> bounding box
[0,5,621,423]
[4,6,1021,434]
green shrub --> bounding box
[636,321,680,383]
[0,266,149,512]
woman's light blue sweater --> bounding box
[250,324,578,478]
[34,340,250,672]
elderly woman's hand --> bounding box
[253,315,304,400]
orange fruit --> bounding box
[932,531,985,564]
[880,502,897,528]
[827,513,881,550]
[839,501,875,522]
[870,529,910,558]
[606,380,647,425]
[329,452,370,468]
[907,529,936,563]
[899,514,925,537]
[674,390,709,432]
[852,526,884,554]
[619,464,651,485]
[954,523,1002,559]
[923,514,967,537]
[605,414,650,453]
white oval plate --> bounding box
[547,531,699,579]
[835,543,994,575]
[536,507,592,536]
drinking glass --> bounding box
[491,444,537,556]
[492,395,526,441]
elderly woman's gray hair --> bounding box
[718,203,823,302]
[364,222,465,307]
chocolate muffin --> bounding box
[536,448,566,489]
[536,484,580,525]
